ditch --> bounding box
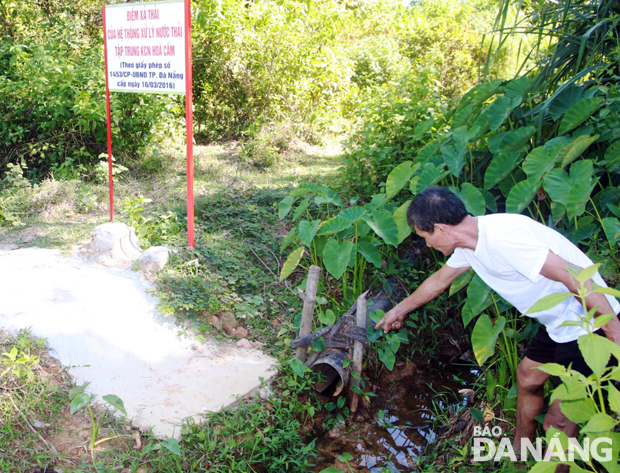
[312,358,476,472]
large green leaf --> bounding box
[451,104,474,130]
[414,140,441,164]
[279,247,305,281]
[605,141,620,172]
[578,334,612,378]
[483,152,522,190]
[471,314,506,366]
[316,217,352,236]
[441,141,467,177]
[357,240,382,268]
[70,392,93,415]
[337,207,366,223]
[526,292,573,314]
[487,95,514,132]
[377,347,396,371]
[467,274,492,317]
[503,76,531,105]
[488,126,536,155]
[363,210,399,247]
[607,383,620,414]
[461,300,475,328]
[566,183,597,220]
[522,146,559,182]
[480,188,497,212]
[580,413,616,433]
[543,169,570,206]
[551,376,588,402]
[548,86,584,120]
[565,160,596,219]
[410,163,449,194]
[280,227,297,252]
[315,187,343,207]
[278,195,296,220]
[323,240,355,280]
[572,215,597,243]
[393,200,412,244]
[298,220,320,247]
[385,161,414,200]
[601,217,620,246]
[449,269,473,297]
[505,178,541,214]
[102,394,127,415]
[559,134,598,169]
[293,198,310,220]
[450,183,485,216]
[558,97,603,136]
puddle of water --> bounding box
[314,363,473,472]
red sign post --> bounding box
[102,0,195,247]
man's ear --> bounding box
[435,223,448,234]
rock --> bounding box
[220,312,237,326]
[251,341,265,349]
[207,315,222,330]
[220,312,238,335]
[222,322,235,336]
[236,338,253,349]
[234,326,249,340]
[138,246,171,275]
[83,223,142,268]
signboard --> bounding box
[104,0,186,94]
[103,0,195,247]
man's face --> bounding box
[414,224,455,256]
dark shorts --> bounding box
[525,324,608,379]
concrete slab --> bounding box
[0,247,277,438]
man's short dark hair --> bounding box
[406,186,469,233]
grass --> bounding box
[0,138,345,472]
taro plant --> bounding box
[340,1,620,287]
[367,309,409,372]
[523,264,620,473]
[278,173,415,303]
[69,384,131,460]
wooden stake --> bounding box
[296,265,320,363]
[350,291,367,415]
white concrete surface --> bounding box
[0,246,277,438]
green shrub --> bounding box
[343,70,449,197]
[192,0,354,142]
[0,4,177,180]
[349,36,407,90]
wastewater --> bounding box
[312,360,475,472]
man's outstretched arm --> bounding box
[375,263,471,333]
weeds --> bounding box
[0,330,69,472]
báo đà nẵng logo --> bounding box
[471,426,612,462]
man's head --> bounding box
[406,186,469,255]
[407,186,469,232]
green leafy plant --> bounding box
[524,264,620,472]
[367,309,409,372]
[278,170,415,303]
[121,195,182,247]
[68,384,130,460]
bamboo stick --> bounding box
[296,265,320,363]
[350,291,367,415]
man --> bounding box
[375,186,620,449]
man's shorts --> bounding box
[525,324,608,380]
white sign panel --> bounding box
[104,0,186,94]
